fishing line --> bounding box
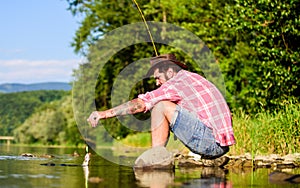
[81,50,89,155]
[132,0,158,56]
[79,28,90,188]
[77,19,89,161]
[79,40,88,153]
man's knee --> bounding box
[152,101,176,112]
[152,101,177,122]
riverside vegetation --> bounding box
[118,102,300,156]
[0,90,298,157]
[67,0,299,157]
[0,91,82,146]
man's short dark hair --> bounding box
[157,61,182,73]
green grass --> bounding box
[119,132,151,147]
[230,103,299,155]
[119,103,299,156]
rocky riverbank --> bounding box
[176,152,300,169]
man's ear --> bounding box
[166,68,174,78]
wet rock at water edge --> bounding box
[134,146,174,170]
[223,153,300,169]
[21,153,36,157]
[20,153,55,158]
[177,158,203,168]
[40,154,55,158]
[276,162,296,169]
[201,156,230,167]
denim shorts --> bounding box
[170,105,229,159]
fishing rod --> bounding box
[132,0,158,56]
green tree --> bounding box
[219,0,299,112]
[0,90,68,136]
[67,0,299,118]
[14,95,83,145]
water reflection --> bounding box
[134,167,232,188]
[269,171,300,184]
[83,166,89,188]
[134,169,174,188]
[1,146,300,188]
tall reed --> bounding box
[230,103,299,155]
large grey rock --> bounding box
[134,146,174,170]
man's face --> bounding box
[153,68,175,86]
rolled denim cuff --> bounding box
[169,105,180,128]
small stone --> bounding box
[255,160,272,168]
[21,153,35,157]
[269,154,282,160]
[243,160,253,168]
[201,156,230,167]
[244,153,253,160]
[223,158,236,168]
[231,158,244,168]
[254,155,265,161]
[276,162,296,169]
[283,154,297,162]
[177,158,203,168]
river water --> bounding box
[0,145,299,188]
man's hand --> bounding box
[87,111,105,127]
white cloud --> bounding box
[0,59,81,84]
[0,48,24,56]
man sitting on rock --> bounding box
[87,54,235,167]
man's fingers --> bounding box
[87,117,98,127]
[87,111,103,127]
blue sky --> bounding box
[0,0,82,84]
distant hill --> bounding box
[0,82,72,93]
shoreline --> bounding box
[177,152,300,169]
[2,144,300,170]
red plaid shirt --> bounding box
[138,70,235,146]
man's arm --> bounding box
[87,98,146,127]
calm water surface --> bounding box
[0,145,299,188]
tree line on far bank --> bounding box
[0,91,82,146]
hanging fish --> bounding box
[82,140,91,167]
[82,152,91,166]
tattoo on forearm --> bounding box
[110,98,145,117]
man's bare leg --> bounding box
[150,101,177,147]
